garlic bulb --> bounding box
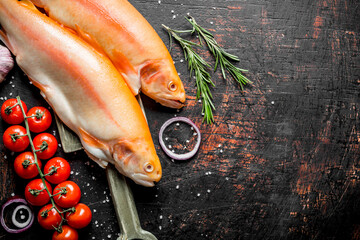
[0,45,14,83]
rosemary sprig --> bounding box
[163,24,215,124]
[186,16,252,90]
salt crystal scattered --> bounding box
[4,155,7,160]
[271,101,275,105]
[172,15,176,19]
[186,140,190,143]
[11,193,15,196]
[20,215,25,220]
[176,185,179,189]
[70,171,74,174]
[207,189,211,193]
[220,149,223,153]
[171,10,174,13]
[210,21,214,25]
[193,132,197,136]
[75,172,79,175]
[158,0,161,4]
[225,177,229,180]
[176,123,180,126]
[165,137,169,141]
[197,193,200,197]
[159,215,163,219]
[159,226,162,230]
[168,145,172,149]
[93,209,97,213]
[108,235,111,239]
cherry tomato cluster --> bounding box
[1,98,92,240]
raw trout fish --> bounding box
[0,0,161,187]
[31,0,186,109]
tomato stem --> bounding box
[15,96,66,231]
[43,166,58,176]
[4,103,19,115]
[25,110,44,120]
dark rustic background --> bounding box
[1,0,359,239]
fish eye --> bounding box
[168,81,177,92]
[144,162,154,173]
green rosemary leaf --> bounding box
[186,16,252,89]
[163,24,215,124]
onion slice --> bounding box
[159,117,201,160]
[1,196,34,233]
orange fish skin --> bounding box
[31,0,186,109]
[0,0,161,187]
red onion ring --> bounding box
[1,196,34,233]
[159,117,201,160]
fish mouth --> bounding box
[131,173,156,187]
[157,98,185,109]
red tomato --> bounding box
[44,157,71,184]
[52,225,78,240]
[14,152,42,179]
[33,133,58,159]
[53,181,81,208]
[65,203,92,229]
[37,204,63,230]
[0,99,27,124]
[27,106,52,133]
[25,179,52,206]
[3,125,29,152]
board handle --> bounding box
[106,165,158,240]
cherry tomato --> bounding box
[65,203,92,229]
[44,157,71,184]
[33,133,58,159]
[27,106,52,133]
[14,152,42,179]
[53,181,81,208]
[3,125,29,152]
[37,204,63,230]
[25,179,52,206]
[52,225,78,240]
[0,99,27,124]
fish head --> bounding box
[140,60,186,109]
[113,139,162,187]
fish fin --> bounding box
[18,0,38,10]
[84,149,109,168]
[111,50,140,95]
[27,77,47,93]
[0,29,15,53]
[78,127,107,149]
[74,24,107,56]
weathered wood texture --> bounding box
[0,0,359,239]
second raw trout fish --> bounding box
[0,0,162,187]
[31,0,186,109]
